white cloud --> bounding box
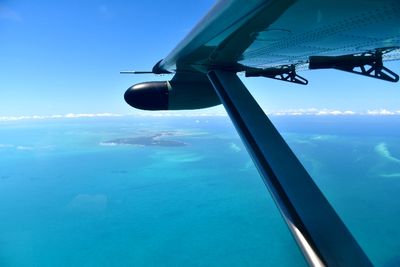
[134,110,227,117]
[0,113,122,122]
[366,109,395,115]
[264,108,359,116]
[263,108,400,116]
[64,113,121,118]
[1,109,400,122]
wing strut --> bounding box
[207,70,373,267]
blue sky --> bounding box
[1,0,399,117]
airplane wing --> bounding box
[156,0,400,78]
[123,1,400,266]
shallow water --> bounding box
[0,116,399,266]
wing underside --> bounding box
[158,0,400,74]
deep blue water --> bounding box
[0,116,399,266]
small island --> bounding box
[101,132,188,147]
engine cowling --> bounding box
[124,79,221,111]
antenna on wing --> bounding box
[120,71,154,74]
[121,60,171,75]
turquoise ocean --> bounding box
[0,115,400,266]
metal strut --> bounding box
[207,70,373,267]
[245,65,308,85]
[309,50,399,82]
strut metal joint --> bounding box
[245,65,308,85]
[309,50,399,82]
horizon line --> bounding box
[1,109,400,122]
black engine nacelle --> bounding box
[124,79,221,110]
